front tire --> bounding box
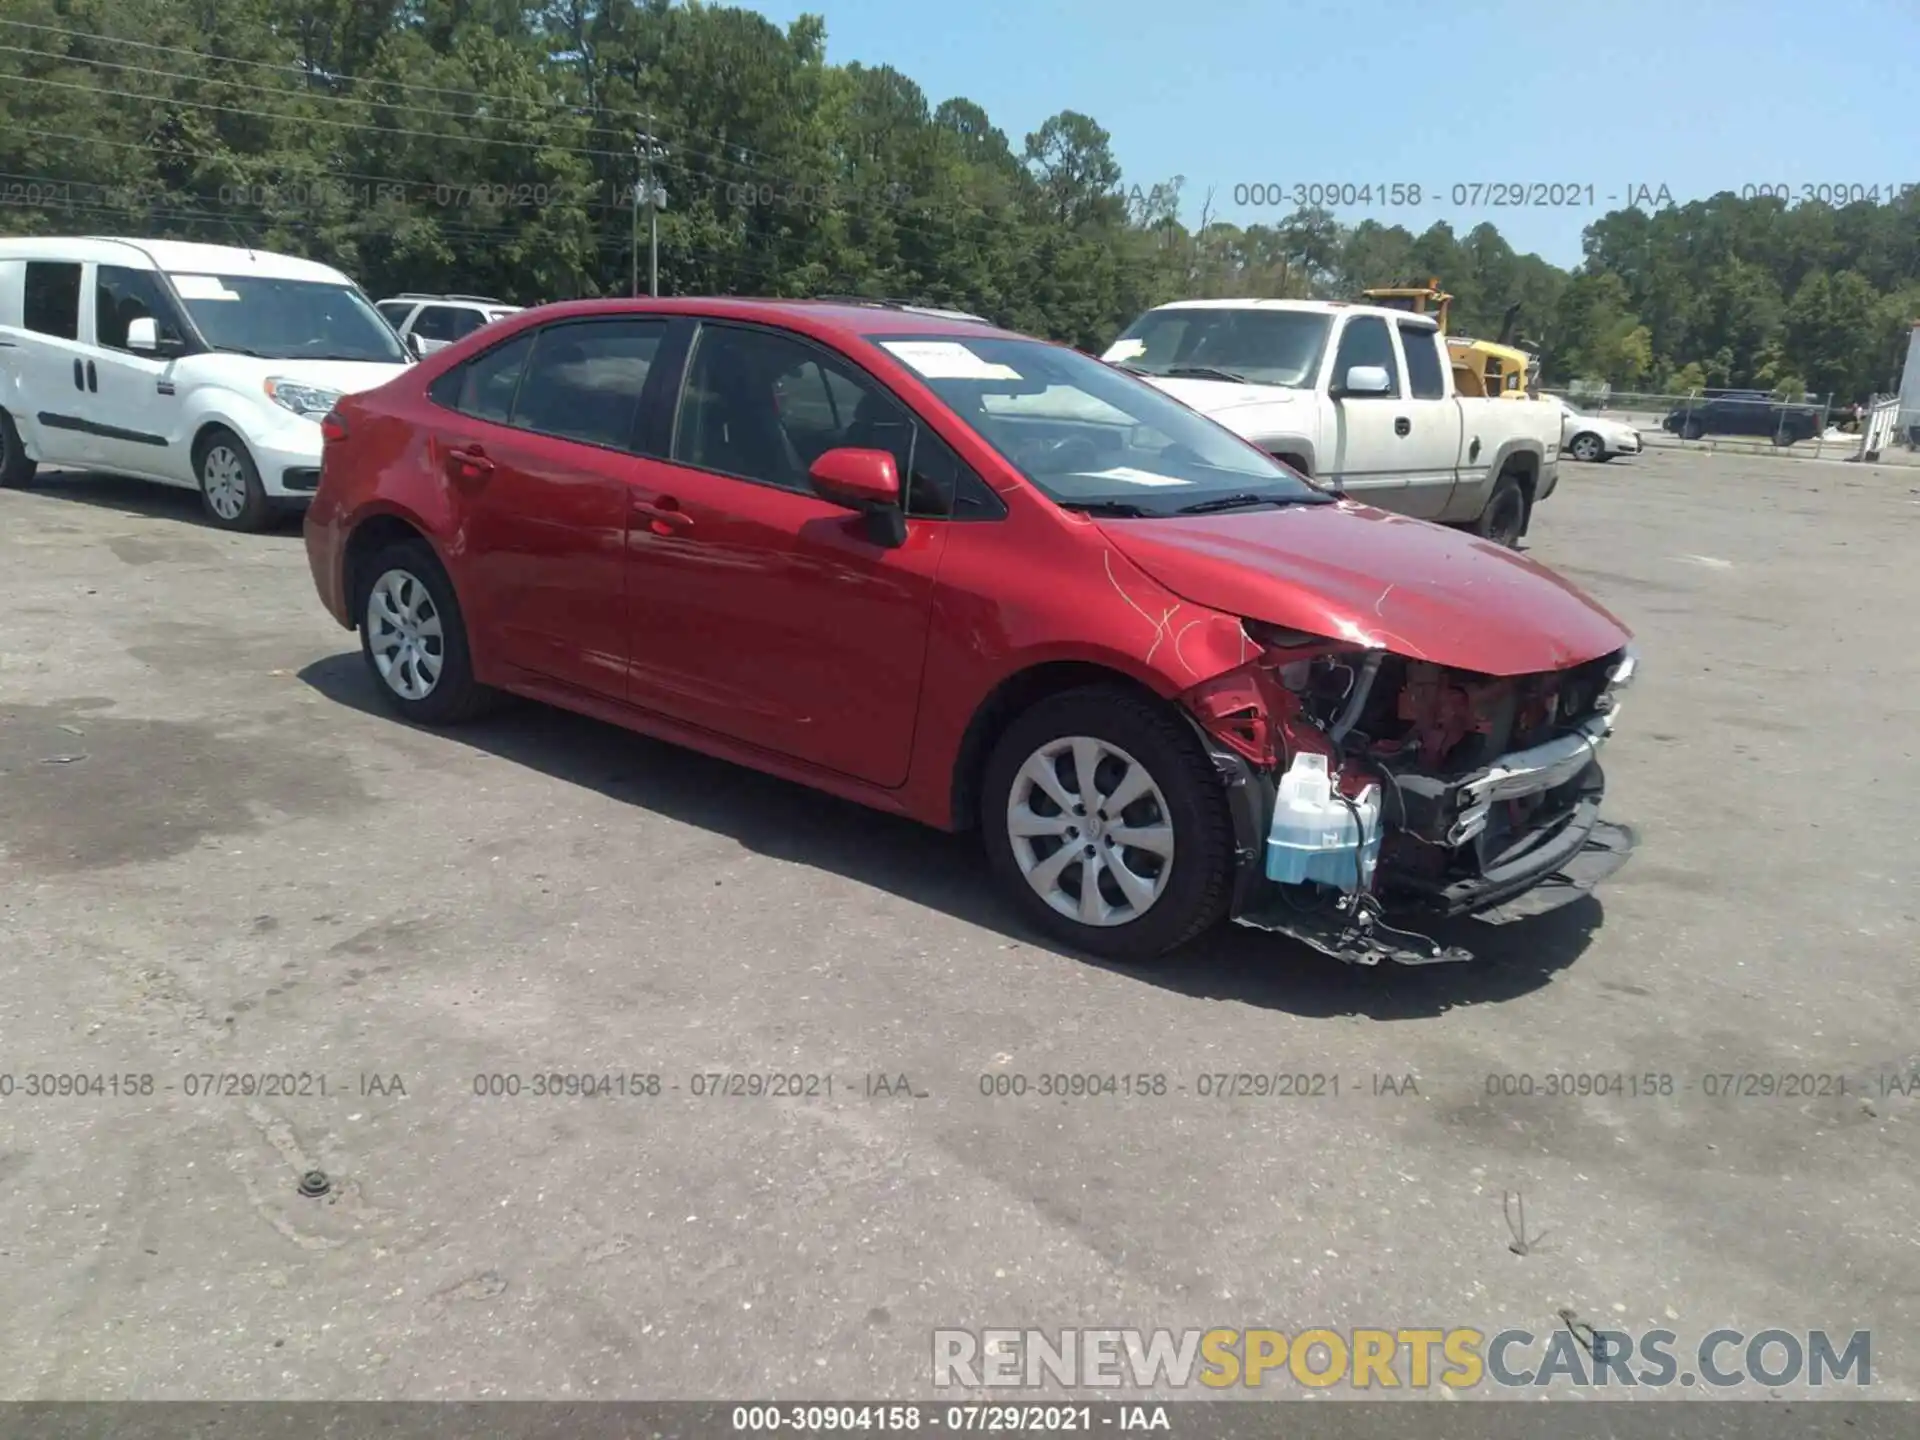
[981,686,1234,963]
[1473,473,1528,548]
[0,407,39,489]
[196,429,273,531]
[1568,432,1604,463]
[354,539,498,725]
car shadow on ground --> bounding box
[15,470,305,531]
[299,652,1600,1020]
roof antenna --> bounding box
[219,215,257,261]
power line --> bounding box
[0,41,632,151]
[0,24,1000,231]
[1,70,637,159]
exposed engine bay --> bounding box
[1181,624,1639,965]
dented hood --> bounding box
[1096,501,1632,676]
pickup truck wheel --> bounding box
[1568,432,1604,463]
[1474,474,1527,548]
[0,407,38,489]
[981,686,1234,964]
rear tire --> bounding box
[0,407,39,489]
[353,539,500,725]
[1473,473,1528,548]
[196,429,273,531]
[981,686,1235,963]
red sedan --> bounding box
[304,298,1637,965]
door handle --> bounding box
[632,497,694,533]
[1394,416,1411,437]
[73,359,84,390]
[443,445,494,482]
[87,360,97,392]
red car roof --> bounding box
[488,296,1020,344]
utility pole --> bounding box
[631,113,669,297]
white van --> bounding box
[0,237,412,530]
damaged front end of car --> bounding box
[1178,623,1639,965]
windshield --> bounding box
[1101,308,1331,389]
[873,334,1328,515]
[167,274,408,363]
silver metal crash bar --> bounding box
[1447,712,1613,845]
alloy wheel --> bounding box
[202,444,250,521]
[1571,434,1602,462]
[1006,735,1175,926]
[366,568,446,701]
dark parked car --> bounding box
[1663,395,1823,445]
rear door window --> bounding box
[23,261,81,339]
[508,319,666,450]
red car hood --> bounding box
[1096,501,1631,676]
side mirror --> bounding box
[1338,365,1392,397]
[406,332,424,359]
[126,316,159,353]
[809,446,905,547]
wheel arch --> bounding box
[1483,439,1542,522]
[1260,436,1318,476]
[948,660,1176,834]
[189,417,253,471]
[341,505,453,629]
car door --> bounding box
[426,316,670,699]
[86,263,195,482]
[619,319,949,789]
[9,259,96,466]
[1389,321,1464,518]
[1323,314,1415,511]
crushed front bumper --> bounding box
[1214,710,1634,965]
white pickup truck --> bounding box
[1102,298,1562,546]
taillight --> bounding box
[320,410,348,444]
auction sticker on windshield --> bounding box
[1084,466,1190,487]
[1102,338,1147,362]
[879,341,1023,381]
[170,275,241,301]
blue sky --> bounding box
[744,0,1920,271]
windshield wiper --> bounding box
[212,345,272,358]
[1057,499,1158,518]
[1175,492,1315,515]
[1162,365,1251,383]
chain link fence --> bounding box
[1542,385,1873,459]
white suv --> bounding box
[0,236,411,530]
[375,294,521,355]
